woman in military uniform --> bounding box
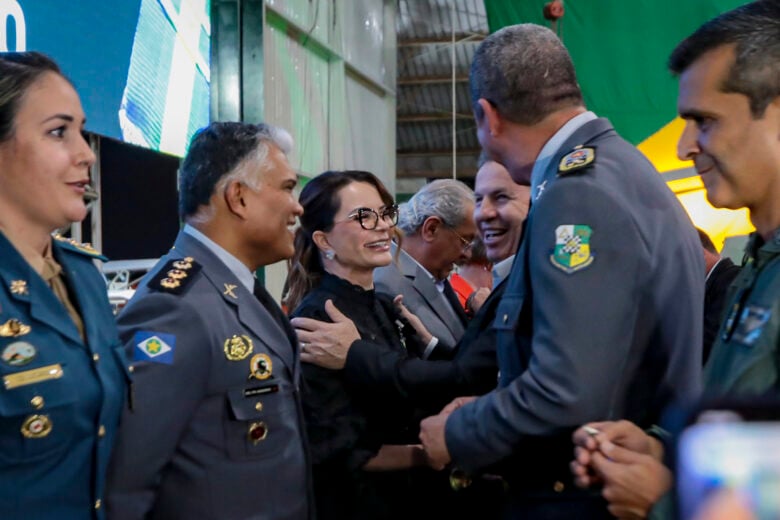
[0,52,128,519]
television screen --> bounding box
[5,0,210,157]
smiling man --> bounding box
[106,122,313,520]
[672,0,780,395]
[474,159,531,286]
[374,179,476,359]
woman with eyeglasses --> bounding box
[285,170,435,520]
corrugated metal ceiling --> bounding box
[396,0,488,184]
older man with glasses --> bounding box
[372,179,477,360]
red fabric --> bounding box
[448,273,474,311]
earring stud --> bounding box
[325,250,335,260]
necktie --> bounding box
[443,279,469,325]
[253,278,298,347]
[41,255,85,341]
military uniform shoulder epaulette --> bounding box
[52,234,108,261]
[147,256,202,295]
[557,145,596,177]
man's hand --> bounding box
[467,287,491,314]
[419,412,452,471]
[393,295,433,345]
[572,420,664,488]
[590,440,672,519]
[290,300,360,369]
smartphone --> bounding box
[674,400,780,520]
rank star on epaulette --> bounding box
[52,234,104,257]
[558,146,596,175]
[148,257,202,294]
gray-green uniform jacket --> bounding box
[704,228,780,394]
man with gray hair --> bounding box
[419,23,703,519]
[106,122,313,519]
[374,178,477,359]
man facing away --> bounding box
[106,122,312,520]
[419,23,703,520]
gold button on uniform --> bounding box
[94,499,102,509]
[254,402,263,412]
[553,481,565,493]
[98,425,106,438]
[128,365,135,373]
[92,353,100,362]
[30,396,44,409]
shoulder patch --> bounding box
[52,234,107,260]
[557,146,596,176]
[550,225,594,273]
[133,330,176,364]
[147,257,202,295]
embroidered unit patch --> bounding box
[550,225,594,273]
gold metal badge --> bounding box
[3,363,63,390]
[0,318,31,337]
[10,280,28,296]
[223,283,238,299]
[248,421,268,444]
[21,414,52,438]
[558,146,596,173]
[224,335,253,361]
[249,353,272,380]
[1,341,37,367]
[160,278,181,289]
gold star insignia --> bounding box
[10,280,28,296]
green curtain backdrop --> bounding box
[484,0,748,145]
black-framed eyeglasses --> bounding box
[339,205,399,231]
[449,227,476,252]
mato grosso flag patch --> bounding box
[550,225,594,273]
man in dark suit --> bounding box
[697,228,741,364]
[105,122,313,519]
[419,23,703,519]
[373,179,476,359]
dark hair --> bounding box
[284,170,394,312]
[0,52,65,142]
[696,227,718,255]
[178,121,292,220]
[669,0,780,118]
[470,23,583,126]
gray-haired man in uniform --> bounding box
[106,122,312,520]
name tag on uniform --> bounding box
[244,384,279,397]
[3,364,63,390]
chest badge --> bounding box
[0,319,31,338]
[2,341,37,367]
[224,334,253,361]
[21,414,52,438]
[10,280,28,296]
[249,353,273,380]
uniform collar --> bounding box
[530,111,597,198]
[183,224,255,293]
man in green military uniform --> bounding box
[570,2,780,517]
[673,0,780,395]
